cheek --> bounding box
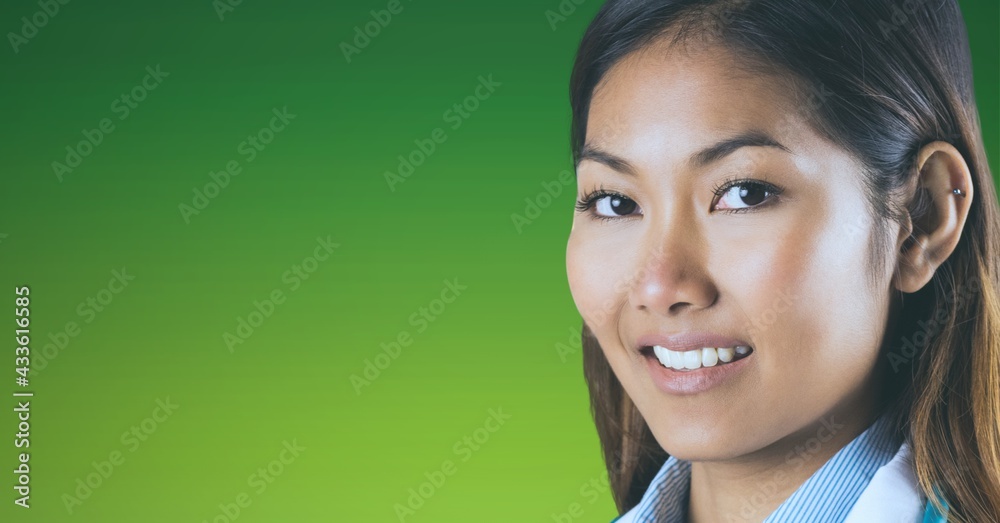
[567,226,652,413]
[729,201,887,389]
[566,227,638,337]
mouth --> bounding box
[635,333,754,395]
[640,345,753,371]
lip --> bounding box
[636,332,754,395]
[635,332,752,353]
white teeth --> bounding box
[653,345,669,366]
[669,350,685,370]
[683,350,701,369]
[651,345,750,370]
[701,347,718,367]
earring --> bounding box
[953,188,965,197]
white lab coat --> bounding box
[842,442,930,522]
[615,442,937,523]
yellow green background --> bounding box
[0,1,996,521]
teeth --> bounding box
[651,345,750,370]
[652,345,673,369]
[701,347,718,367]
[683,350,701,369]
[669,350,685,370]
[653,345,669,366]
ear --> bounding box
[894,141,974,293]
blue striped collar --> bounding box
[622,413,903,522]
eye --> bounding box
[712,178,782,212]
[576,190,642,218]
[595,194,640,216]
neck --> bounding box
[685,404,881,523]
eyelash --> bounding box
[575,177,784,219]
[710,175,784,214]
[575,186,637,222]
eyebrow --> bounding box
[577,130,791,175]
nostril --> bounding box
[667,302,695,314]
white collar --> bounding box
[615,428,927,522]
[842,441,925,522]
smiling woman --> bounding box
[564,1,1000,522]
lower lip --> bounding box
[643,352,752,395]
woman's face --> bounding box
[566,42,900,461]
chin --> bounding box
[643,409,761,462]
[653,432,740,462]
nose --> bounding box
[629,223,718,316]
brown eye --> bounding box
[595,194,640,216]
[714,181,779,211]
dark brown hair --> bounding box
[570,1,1000,520]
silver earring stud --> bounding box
[953,188,965,197]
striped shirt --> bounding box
[612,413,946,522]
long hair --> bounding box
[569,1,1000,520]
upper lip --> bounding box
[635,331,752,353]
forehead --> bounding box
[586,40,812,160]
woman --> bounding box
[564,1,1000,521]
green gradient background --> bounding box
[0,1,996,522]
